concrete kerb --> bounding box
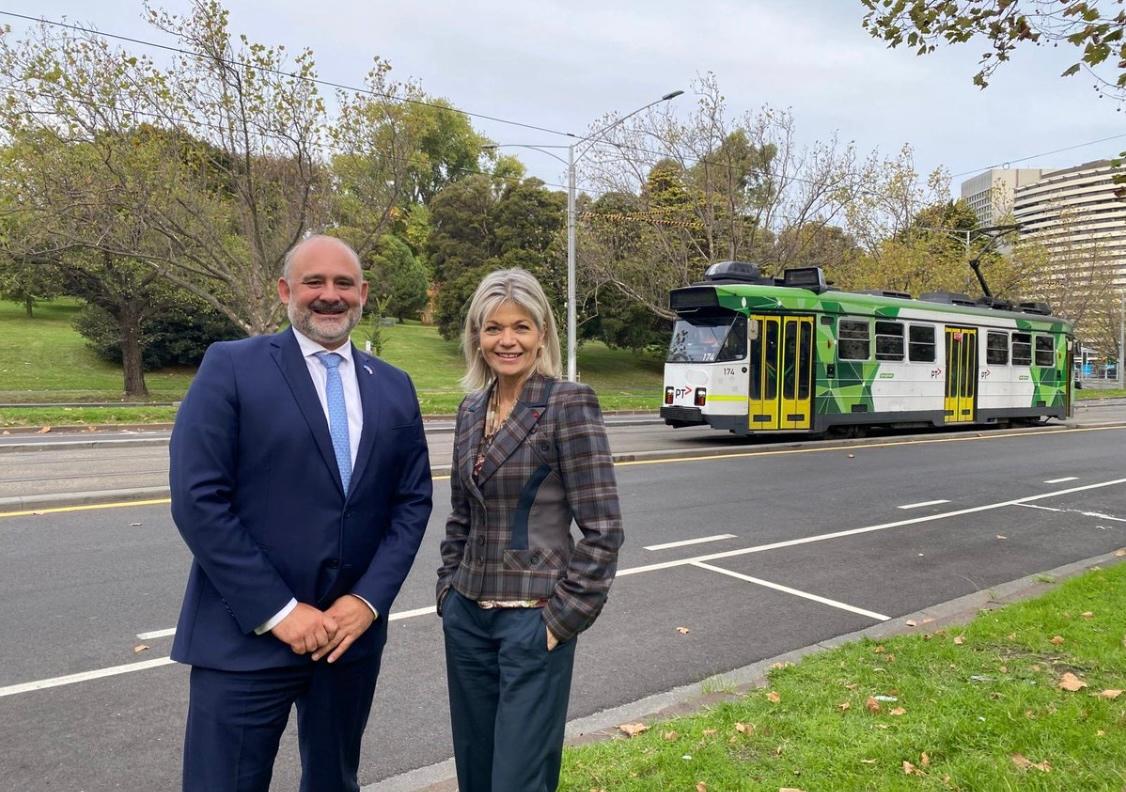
[367,550,1126,792]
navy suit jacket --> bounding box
[169,329,432,671]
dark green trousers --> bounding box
[442,590,577,792]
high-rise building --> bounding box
[959,168,1046,227]
[1012,159,1126,290]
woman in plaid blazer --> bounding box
[436,268,624,792]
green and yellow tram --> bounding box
[661,261,1073,436]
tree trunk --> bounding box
[119,304,149,400]
[24,296,34,319]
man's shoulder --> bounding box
[354,349,413,388]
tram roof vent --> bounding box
[1018,301,1052,315]
[859,288,912,300]
[702,260,773,285]
[918,291,977,307]
[978,296,1014,311]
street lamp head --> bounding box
[662,90,685,101]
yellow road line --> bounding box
[1,425,1121,519]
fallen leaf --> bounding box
[662,730,679,741]
[844,682,858,690]
[920,752,930,767]
[1058,672,1087,692]
[873,645,886,654]
[953,636,965,645]
[890,707,907,716]
[779,788,807,792]
[618,722,648,737]
[837,701,851,712]
[696,783,707,792]
[676,626,690,635]
[1114,548,1126,557]
[1081,611,1094,619]
[37,426,51,434]
[133,644,150,654]
[996,534,1007,540]
[734,723,753,734]
[902,760,923,775]
[702,728,717,736]
[1049,635,1065,646]
[1000,665,1008,673]
[1011,753,1051,772]
[865,696,881,714]
[860,759,876,765]
[905,619,917,627]
[767,691,781,703]
[847,453,854,458]
[920,617,935,625]
[129,522,142,528]
[771,661,791,670]
[1096,730,1106,737]
[1097,689,1123,700]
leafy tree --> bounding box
[364,234,429,320]
[74,287,242,369]
[861,1,1126,102]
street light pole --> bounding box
[567,143,577,381]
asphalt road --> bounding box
[0,422,1124,790]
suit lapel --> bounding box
[270,329,343,496]
[459,387,489,504]
[349,347,382,496]
[475,373,553,487]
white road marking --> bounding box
[898,500,950,510]
[616,477,1126,577]
[1016,503,1126,523]
[10,475,1125,699]
[1044,476,1078,484]
[644,534,737,551]
[692,561,889,621]
[136,628,175,640]
[0,657,176,699]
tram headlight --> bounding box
[664,386,674,405]
[694,387,707,406]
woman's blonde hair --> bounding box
[460,268,562,391]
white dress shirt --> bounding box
[255,328,376,635]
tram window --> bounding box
[1012,333,1032,366]
[986,331,1009,365]
[908,325,935,362]
[875,321,904,361]
[717,315,748,362]
[667,314,740,363]
[1035,335,1055,367]
[838,319,870,360]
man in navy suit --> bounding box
[169,235,433,792]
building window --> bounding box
[908,325,935,362]
[839,319,870,360]
[986,331,1009,365]
[875,321,905,361]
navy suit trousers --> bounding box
[442,590,577,792]
[182,619,387,792]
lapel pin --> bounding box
[363,364,373,375]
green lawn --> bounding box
[0,302,664,424]
[562,562,1126,791]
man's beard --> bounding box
[289,299,361,346]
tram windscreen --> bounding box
[667,314,747,363]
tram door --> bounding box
[748,315,813,430]
[944,326,977,423]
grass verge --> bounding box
[561,561,1126,791]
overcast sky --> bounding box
[7,1,1124,197]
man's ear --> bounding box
[278,276,291,304]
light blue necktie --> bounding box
[315,351,352,493]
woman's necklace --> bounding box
[485,386,515,440]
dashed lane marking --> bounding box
[644,534,737,551]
